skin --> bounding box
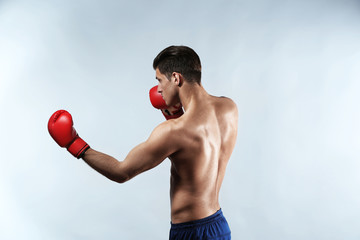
[82,68,238,223]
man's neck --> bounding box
[179,82,208,111]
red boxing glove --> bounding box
[48,110,90,159]
[149,86,184,120]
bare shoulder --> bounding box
[212,96,238,118]
[145,119,182,156]
[149,117,186,144]
[150,119,179,139]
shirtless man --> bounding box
[48,46,238,239]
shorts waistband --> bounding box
[171,209,224,230]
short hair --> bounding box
[153,45,202,84]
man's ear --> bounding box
[172,72,182,87]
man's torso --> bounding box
[168,95,238,223]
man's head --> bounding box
[153,45,202,84]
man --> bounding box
[48,46,238,239]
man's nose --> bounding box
[157,85,162,93]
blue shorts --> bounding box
[169,209,231,240]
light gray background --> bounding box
[1,0,359,239]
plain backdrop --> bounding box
[1,0,359,239]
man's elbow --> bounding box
[110,174,130,184]
[115,176,130,184]
[108,161,131,184]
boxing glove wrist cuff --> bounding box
[67,137,90,159]
[162,108,184,120]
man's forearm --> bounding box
[82,148,129,183]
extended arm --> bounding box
[83,123,177,183]
[48,110,178,183]
[81,149,127,182]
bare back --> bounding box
[169,94,238,223]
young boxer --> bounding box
[48,46,238,239]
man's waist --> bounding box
[171,208,225,227]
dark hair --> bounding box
[153,45,202,84]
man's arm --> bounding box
[82,122,178,183]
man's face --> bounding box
[155,68,178,106]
